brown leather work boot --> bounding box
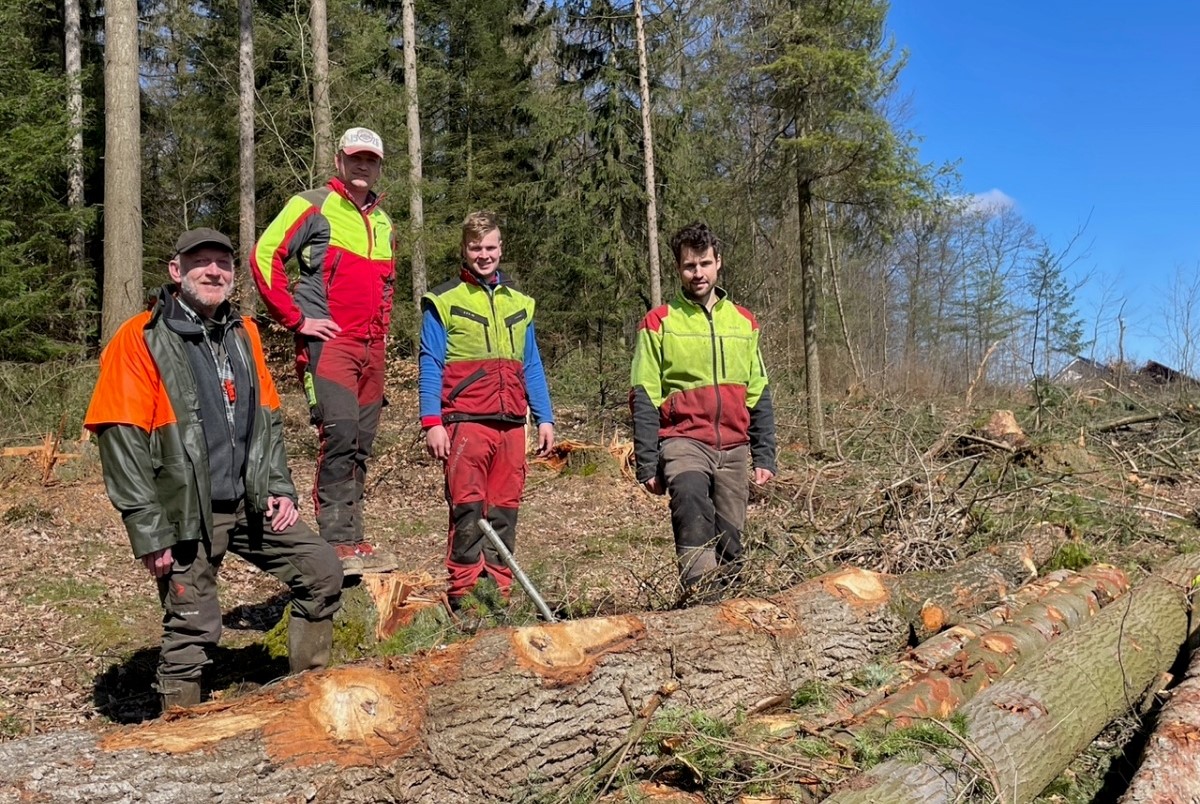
[355,541,398,572]
[334,543,364,577]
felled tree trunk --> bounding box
[1119,640,1200,803]
[0,531,1059,804]
[763,567,1093,736]
[825,553,1200,804]
[844,563,1129,732]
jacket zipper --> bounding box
[486,285,506,416]
[505,309,527,352]
[703,305,722,450]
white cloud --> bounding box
[964,188,1017,214]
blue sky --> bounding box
[886,3,1200,364]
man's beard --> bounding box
[178,275,231,315]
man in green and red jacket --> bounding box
[252,127,397,575]
[630,222,777,602]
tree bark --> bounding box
[237,0,257,315]
[797,174,825,452]
[402,0,427,311]
[843,563,1129,733]
[765,565,1125,737]
[0,534,1058,803]
[633,0,662,309]
[100,0,143,345]
[825,553,1200,804]
[1119,641,1200,803]
[65,0,87,344]
[310,0,331,173]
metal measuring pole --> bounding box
[477,518,558,623]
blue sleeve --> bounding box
[523,321,554,426]
[418,306,447,426]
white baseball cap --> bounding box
[338,127,384,158]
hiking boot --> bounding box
[355,541,398,572]
[334,543,364,577]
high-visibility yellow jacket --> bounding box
[629,288,776,482]
[421,270,537,425]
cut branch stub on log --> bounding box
[1119,638,1200,803]
[905,521,1061,640]
[824,553,1200,804]
[0,529,1062,804]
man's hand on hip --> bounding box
[297,317,341,341]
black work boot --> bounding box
[288,616,333,673]
[159,678,202,713]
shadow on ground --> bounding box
[92,643,291,725]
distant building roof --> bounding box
[1053,356,1113,385]
[1054,356,1200,388]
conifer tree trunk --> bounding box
[101,0,143,344]
[402,0,426,310]
[237,0,257,314]
[311,0,331,172]
[634,0,662,308]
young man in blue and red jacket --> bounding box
[419,211,555,605]
[251,127,397,575]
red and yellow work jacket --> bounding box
[629,288,777,483]
[251,177,395,341]
[421,271,537,425]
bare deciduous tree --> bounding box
[311,0,331,171]
[633,0,662,308]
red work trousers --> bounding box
[443,420,527,600]
[299,336,386,546]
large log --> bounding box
[824,553,1200,804]
[751,567,1112,738]
[1119,640,1200,803]
[845,563,1129,731]
[0,531,1059,804]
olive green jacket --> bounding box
[85,287,295,558]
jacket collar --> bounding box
[675,285,728,311]
[150,284,235,337]
[459,267,508,289]
[327,176,382,213]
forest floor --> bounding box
[3,356,1200,802]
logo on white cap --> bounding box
[339,127,384,158]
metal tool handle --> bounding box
[478,518,557,623]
